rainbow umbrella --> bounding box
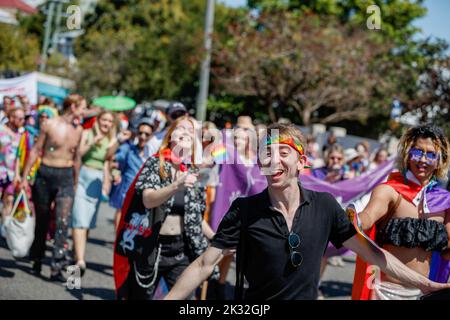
[92,96,136,111]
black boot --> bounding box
[31,260,42,276]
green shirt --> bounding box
[82,130,110,170]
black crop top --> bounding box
[376,218,448,252]
[169,190,185,216]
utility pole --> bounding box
[195,0,215,122]
[40,1,56,73]
[50,0,64,54]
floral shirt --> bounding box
[134,156,214,267]
[0,125,21,184]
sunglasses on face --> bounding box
[409,147,439,164]
[138,131,151,137]
[288,232,303,268]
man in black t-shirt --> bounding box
[165,123,450,300]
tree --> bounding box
[248,0,427,42]
[73,0,243,102]
[401,39,450,134]
[0,24,39,73]
[212,12,397,125]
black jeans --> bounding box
[127,234,191,300]
[29,164,75,274]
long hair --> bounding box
[93,110,117,142]
[158,115,199,179]
[325,144,345,167]
[397,125,450,179]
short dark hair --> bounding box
[63,94,85,112]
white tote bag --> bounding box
[4,189,35,258]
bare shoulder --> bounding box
[371,184,397,202]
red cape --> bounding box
[351,172,423,300]
[113,164,145,299]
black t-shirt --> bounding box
[211,184,356,300]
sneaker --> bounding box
[100,193,109,202]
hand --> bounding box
[93,134,105,145]
[13,175,22,187]
[174,172,198,190]
[113,174,122,186]
[19,178,29,191]
[325,170,341,183]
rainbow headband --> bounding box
[265,136,311,169]
[265,136,304,156]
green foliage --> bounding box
[74,0,244,103]
[0,24,39,72]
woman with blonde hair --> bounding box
[71,110,119,275]
[116,115,217,299]
[355,125,450,300]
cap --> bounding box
[344,148,360,162]
[167,102,187,118]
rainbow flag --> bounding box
[352,171,450,300]
[211,144,227,164]
[17,129,40,181]
[11,190,32,223]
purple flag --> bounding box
[210,159,395,231]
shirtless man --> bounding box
[20,94,86,281]
[357,125,450,299]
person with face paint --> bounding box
[164,123,450,300]
[354,125,450,300]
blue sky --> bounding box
[221,0,450,45]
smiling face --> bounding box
[260,143,307,189]
[98,112,114,134]
[170,119,195,152]
[408,137,439,182]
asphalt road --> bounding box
[0,203,355,300]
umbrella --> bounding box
[92,96,136,111]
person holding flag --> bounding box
[114,115,217,299]
[353,125,450,300]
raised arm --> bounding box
[358,184,396,230]
[344,234,450,295]
[79,130,92,157]
[164,246,224,300]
